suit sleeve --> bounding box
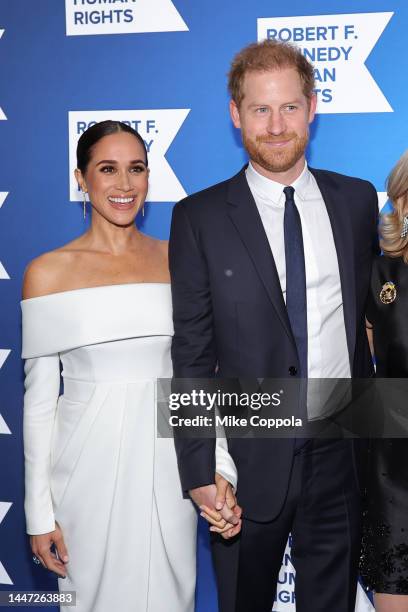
[23,355,60,534]
[366,183,380,326]
[169,202,217,492]
[370,182,380,256]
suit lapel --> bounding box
[226,166,357,366]
[310,168,357,366]
[226,168,295,345]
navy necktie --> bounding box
[284,186,309,450]
[283,186,308,377]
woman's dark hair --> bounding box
[76,120,148,174]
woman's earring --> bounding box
[142,205,145,217]
[401,215,408,239]
[82,191,87,219]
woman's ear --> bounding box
[74,168,87,192]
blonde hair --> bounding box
[228,39,315,108]
[380,150,408,263]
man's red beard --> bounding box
[242,131,309,174]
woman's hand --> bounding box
[30,522,69,578]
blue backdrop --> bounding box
[0,1,404,610]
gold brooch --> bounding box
[379,281,396,304]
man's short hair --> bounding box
[228,39,315,107]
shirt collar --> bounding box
[246,161,313,205]
[291,162,311,201]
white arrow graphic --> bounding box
[0,351,12,433]
[66,0,188,36]
[377,191,389,213]
[0,349,11,370]
[0,262,9,279]
[355,582,374,611]
[0,502,13,585]
[69,109,190,202]
[258,13,393,114]
[0,30,5,120]
[0,415,11,435]
[0,192,8,209]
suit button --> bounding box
[288,366,298,376]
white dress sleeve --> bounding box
[23,354,60,535]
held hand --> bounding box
[221,482,243,538]
[191,474,242,539]
[189,475,239,526]
[200,503,242,539]
[214,472,241,526]
[213,473,242,538]
[189,483,218,511]
[30,522,69,578]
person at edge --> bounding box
[361,150,408,611]
[21,120,237,612]
[169,40,379,612]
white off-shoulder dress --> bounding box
[21,283,201,612]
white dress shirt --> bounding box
[246,161,351,381]
[217,162,352,485]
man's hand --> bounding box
[189,473,242,539]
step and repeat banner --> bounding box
[0,1,405,610]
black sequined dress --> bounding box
[360,255,408,594]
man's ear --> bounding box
[308,93,317,124]
[230,99,241,129]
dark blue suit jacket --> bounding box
[169,165,379,522]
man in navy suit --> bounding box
[169,39,378,612]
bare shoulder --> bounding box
[22,249,75,300]
[23,234,91,299]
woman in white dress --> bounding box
[21,120,202,612]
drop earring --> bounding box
[401,215,408,239]
[82,191,87,219]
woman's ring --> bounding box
[32,555,41,565]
